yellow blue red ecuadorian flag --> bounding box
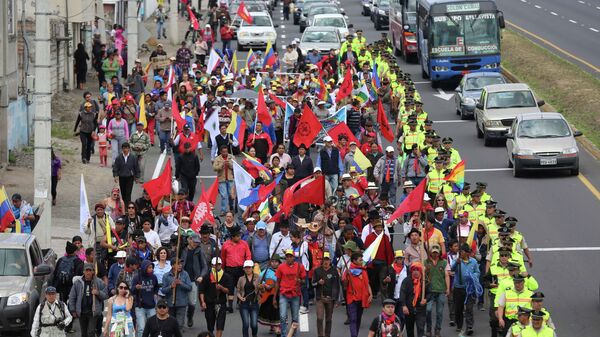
[0,186,17,232]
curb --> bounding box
[500,66,600,161]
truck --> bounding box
[0,234,57,336]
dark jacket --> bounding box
[175,152,200,179]
[399,276,426,313]
[131,260,160,309]
[198,270,232,304]
[181,245,209,281]
[68,276,108,316]
[291,155,314,180]
[312,266,340,301]
[52,255,84,290]
[112,152,141,178]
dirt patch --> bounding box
[501,29,600,147]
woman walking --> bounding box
[51,148,62,205]
[258,255,281,337]
[237,260,260,337]
[105,281,135,337]
[74,43,90,90]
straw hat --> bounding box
[308,221,322,232]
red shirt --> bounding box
[352,214,367,232]
[276,262,306,297]
[221,239,251,268]
[343,266,371,308]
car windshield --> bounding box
[517,119,571,138]
[378,0,390,9]
[242,15,272,27]
[230,3,265,14]
[314,17,345,27]
[486,90,536,109]
[430,13,499,56]
[464,76,504,90]
[310,6,339,16]
[0,249,29,276]
[302,31,339,43]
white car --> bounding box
[299,26,342,56]
[311,14,353,38]
[237,12,278,51]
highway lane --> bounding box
[126,1,600,336]
[499,0,600,76]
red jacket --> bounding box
[220,26,234,41]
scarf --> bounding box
[210,268,223,283]
[380,312,400,337]
[349,262,364,276]
[410,262,423,307]
[381,312,397,325]
[392,262,404,275]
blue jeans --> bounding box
[218,181,233,214]
[347,301,363,337]
[158,129,171,153]
[301,278,310,307]
[157,21,165,38]
[426,292,446,331]
[135,307,156,337]
[325,174,338,193]
[240,301,259,337]
[279,295,300,337]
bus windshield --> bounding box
[430,13,499,57]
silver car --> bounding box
[474,83,545,146]
[299,26,342,56]
[506,112,582,177]
[454,72,506,120]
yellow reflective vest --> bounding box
[502,288,533,319]
[427,169,445,194]
[520,325,555,337]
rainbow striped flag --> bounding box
[444,160,465,190]
[362,232,384,264]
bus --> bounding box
[416,0,505,87]
[390,0,418,61]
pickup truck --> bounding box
[0,234,56,336]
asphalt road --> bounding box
[498,0,600,77]
[120,1,600,336]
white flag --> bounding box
[232,160,254,211]
[205,110,221,158]
[79,174,91,234]
[207,48,223,74]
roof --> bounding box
[484,83,532,93]
[517,112,564,121]
[0,233,34,248]
[463,72,504,79]
[313,13,346,19]
[248,11,271,16]
[303,26,340,32]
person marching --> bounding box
[312,252,340,337]
[31,286,72,337]
[496,274,533,336]
[274,249,307,337]
[199,257,233,337]
[367,299,403,337]
[520,311,556,337]
[530,292,555,330]
[237,260,261,337]
[505,306,531,337]
[258,255,282,337]
[399,262,427,337]
[343,252,373,337]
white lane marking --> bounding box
[433,88,454,100]
[597,6,600,10]
[434,120,470,124]
[280,25,286,28]
[534,4,541,9]
[569,19,578,23]
[151,150,167,179]
[550,11,558,16]
[413,81,431,84]
[590,28,599,32]
[529,247,600,252]
[578,0,585,4]
[199,175,218,179]
[281,17,284,20]
[281,34,286,38]
[520,0,526,2]
[465,168,512,172]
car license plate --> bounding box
[540,158,557,165]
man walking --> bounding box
[313,252,340,337]
[142,299,183,337]
[31,286,72,337]
[424,245,450,337]
[68,263,108,337]
[276,249,307,337]
[112,142,141,205]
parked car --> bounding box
[474,83,545,146]
[506,112,582,177]
[311,14,353,38]
[293,0,323,25]
[454,72,506,119]
[299,4,344,33]
[237,12,278,51]
[299,26,342,56]
[371,0,391,30]
[0,234,56,337]
[362,0,373,16]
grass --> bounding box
[52,121,74,140]
[501,29,600,147]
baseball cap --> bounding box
[256,221,267,230]
[243,260,254,268]
[211,257,223,265]
[115,251,127,258]
[385,146,395,153]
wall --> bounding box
[7,96,30,151]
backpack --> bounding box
[55,256,77,288]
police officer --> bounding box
[31,286,72,337]
[520,311,556,337]
[531,292,555,329]
[505,306,531,337]
[496,274,533,335]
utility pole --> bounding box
[127,0,139,73]
[33,0,52,247]
[0,3,9,167]
[169,0,179,45]
[97,0,106,43]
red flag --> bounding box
[186,5,199,30]
[281,174,325,215]
[142,159,172,208]
[387,178,427,225]
[205,177,219,206]
[190,184,215,232]
[327,122,359,147]
[293,105,322,147]
[268,92,286,109]
[237,1,254,24]
[335,70,353,103]
[172,99,187,131]
[256,86,272,126]
[377,99,395,142]
[196,107,205,139]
